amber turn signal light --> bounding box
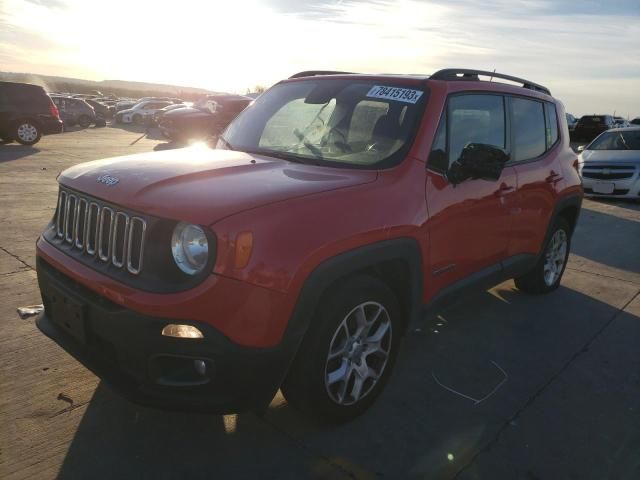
[234,231,253,269]
[161,324,204,339]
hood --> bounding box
[163,106,211,119]
[119,108,134,115]
[58,146,378,225]
[581,149,640,164]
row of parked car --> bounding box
[566,113,640,142]
[0,80,255,145]
[113,94,253,142]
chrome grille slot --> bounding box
[127,217,146,275]
[64,194,77,243]
[56,190,67,238]
[98,207,114,261]
[85,202,100,255]
[74,198,89,249]
[111,212,130,268]
[53,187,148,276]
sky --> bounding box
[1,0,639,117]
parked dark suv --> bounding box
[573,114,615,142]
[36,69,582,422]
[0,81,63,145]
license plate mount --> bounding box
[49,287,87,345]
[592,182,615,194]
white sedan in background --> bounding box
[579,126,640,199]
[116,100,173,124]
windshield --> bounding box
[218,79,427,168]
[587,130,640,150]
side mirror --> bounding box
[577,145,585,152]
[447,143,509,184]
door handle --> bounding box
[494,183,515,196]
[546,171,563,183]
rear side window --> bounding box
[511,97,546,161]
[447,94,505,165]
[545,103,559,147]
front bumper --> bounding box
[582,170,640,199]
[36,257,296,413]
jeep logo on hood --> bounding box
[96,174,119,186]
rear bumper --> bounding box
[40,117,64,135]
[36,257,297,413]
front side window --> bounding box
[448,94,505,166]
[220,79,427,169]
[512,97,546,161]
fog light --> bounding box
[161,324,204,339]
[194,359,207,376]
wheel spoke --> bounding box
[354,305,367,334]
[350,373,366,401]
[363,342,388,359]
[336,368,353,403]
[366,320,390,344]
[327,359,350,385]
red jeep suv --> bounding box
[36,69,582,422]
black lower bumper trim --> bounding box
[36,257,296,414]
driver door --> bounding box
[425,93,518,299]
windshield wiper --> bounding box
[618,133,630,150]
[243,148,319,165]
[292,128,324,160]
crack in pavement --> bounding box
[453,288,640,479]
[0,245,34,271]
[566,266,640,287]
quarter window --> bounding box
[448,95,506,166]
[428,111,447,171]
[512,98,546,161]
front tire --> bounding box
[282,275,402,423]
[15,120,42,145]
[515,217,571,294]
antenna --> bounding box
[489,68,496,82]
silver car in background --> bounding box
[579,126,640,199]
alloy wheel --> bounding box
[543,229,568,286]
[324,301,392,406]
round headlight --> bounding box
[171,222,209,275]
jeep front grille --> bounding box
[55,188,147,275]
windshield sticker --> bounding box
[366,86,423,104]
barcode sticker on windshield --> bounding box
[366,86,423,104]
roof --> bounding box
[286,68,551,95]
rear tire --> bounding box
[282,275,402,423]
[77,115,92,128]
[14,120,42,145]
[515,217,571,294]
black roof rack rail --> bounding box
[289,70,355,79]
[430,69,551,95]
